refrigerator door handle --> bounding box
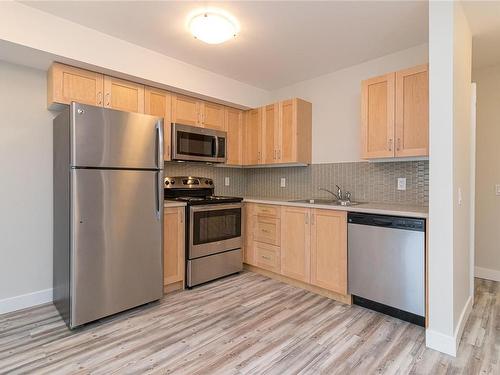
[155,171,161,220]
[155,120,164,169]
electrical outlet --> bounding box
[224,177,230,186]
[280,178,286,188]
[397,178,407,191]
[496,184,500,196]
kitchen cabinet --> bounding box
[225,107,243,165]
[278,99,312,164]
[361,72,395,159]
[254,215,281,246]
[395,64,429,157]
[361,64,428,159]
[144,87,172,161]
[47,63,104,109]
[243,108,262,165]
[280,206,311,283]
[171,94,201,126]
[262,103,279,164]
[163,207,185,291]
[310,209,347,294]
[243,203,256,265]
[254,242,281,273]
[202,102,226,131]
[103,76,144,113]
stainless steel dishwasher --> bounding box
[348,212,425,326]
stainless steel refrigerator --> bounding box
[53,102,164,328]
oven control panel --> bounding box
[164,176,214,189]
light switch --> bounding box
[224,177,230,186]
[496,184,500,196]
[397,178,407,191]
[280,178,286,188]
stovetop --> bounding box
[164,176,242,205]
[166,195,243,205]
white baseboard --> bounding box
[425,295,473,357]
[0,288,53,315]
[475,266,500,282]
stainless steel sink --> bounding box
[289,198,362,206]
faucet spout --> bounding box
[318,187,340,200]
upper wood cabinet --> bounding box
[395,64,429,157]
[242,98,312,166]
[47,63,104,108]
[163,207,185,288]
[145,87,172,161]
[280,206,311,283]
[225,107,243,165]
[361,64,428,159]
[361,73,395,159]
[244,108,262,165]
[202,102,226,131]
[310,209,347,294]
[278,98,312,164]
[103,76,144,113]
[262,103,279,164]
[171,94,201,126]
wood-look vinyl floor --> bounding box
[0,272,498,374]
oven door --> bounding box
[189,203,242,259]
[172,123,226,163]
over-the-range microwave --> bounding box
[171,123,227,163]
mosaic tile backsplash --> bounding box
[164,160,429,206]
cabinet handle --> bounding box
[311,214,315,225]
[97,92,102,105]
[397,138,401,151]
[166,145,171,158]
[105,93,110,107]
[261,229,271,234]
[258,151,261,161]
[180,213,183,223]
[278,150,281,160]
[305,213,309,224]
[388,138,393,151]
[262,255,271,261]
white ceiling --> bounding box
[462,1,500,70]
[23,1,428,90]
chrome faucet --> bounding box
[318,185,352,203]
[318,187,341,200]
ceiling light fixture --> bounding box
[188,9,239,44]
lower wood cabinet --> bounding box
[280,206,311,283]
[163,206,185,292]
[310,209,347,294]
[243,203,348,300]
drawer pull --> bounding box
[261,229,271,234]
[261,255,272,261]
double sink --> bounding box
[288,198,362,207]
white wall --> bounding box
[0,61,55,310]
[0,1,270,109]
[427,1,473,356]
[270,44,428,163]
[473,64,500,281]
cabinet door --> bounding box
[145,87,172,161]
[171,94,201,126]
[103,76,145,113]
[280,206,311,282]
[310,209,347,294]
[47,63,104,108]
[278,98,312,164]
[163,207,185,285]
[202,102,225,130]
[262,103,279,164]
[243,204,256,265]
[243,108,262,165]
[361,73,395,159]
[395,64,429,157]
[225,107,243,165]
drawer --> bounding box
[254,216,280,246]
[255,204,280,218]
[255,242,281,273]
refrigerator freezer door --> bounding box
[70,168,163,327]
[70,103,163,169]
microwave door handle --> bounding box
[214,135,219,158]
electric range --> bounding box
[164,176,243,287]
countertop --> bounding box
[164,201,187,208]
[243,197,428,219]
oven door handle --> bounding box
[190,203,242,212]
